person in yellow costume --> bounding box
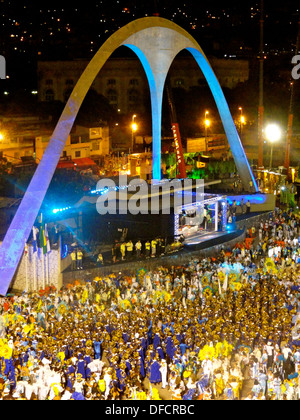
[214,372,226,398]
[81,288,89,305]
[57,351,66,363]
[120,242,126,261]
[0,340,13,360]
[136,390,147,400]
[229,376,242,400]
[126,240,134,259]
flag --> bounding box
[217,277,222,295]
[39,223,47,255]
[45,224,51,254]
[36,299,43,312]
[223,274,228,292]
[32,226,38,254]
[57,301,69,317]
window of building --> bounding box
[107,79,116,86]
[129,79,139,86]
[92,142,100,151]
[45,89,55,102]
[128,89,140,104]
[46,79,53,85]
[66,79,74,86]
[175,78,185,87]
[75,151,81,158]
[107,89,118,108]
[71,136,80,145]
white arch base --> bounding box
[0,17,258,295]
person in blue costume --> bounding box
[147,320,153,347]
[138,356,146,379]
[182,388,196,400]
[165,335,175,360]
[84,355,92,380]
[179,341,188,356]
[156,345,164,360]
[149,358,162,384]
[137,345,145,362]
[122,332,129,344]
[76,354,87,379]
[66,371,75,391]
[71,391,85,400]
[125,357,132,376]
[118,368,127,393]
[153,332,161,350]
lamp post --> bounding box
[265,123,281,169]
[204,111,210,152]
[131,114,137,153]
[239,107,246,136]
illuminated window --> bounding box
[175,78,185,87]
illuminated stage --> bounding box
[183,230,232,247]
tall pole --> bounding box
[284,18,300,176]
[269,143,274,169]
[258,0,265,169]
[131,114,137,153]
[205,110,209,152]
[25,243,28,292]
[33,251,37,291]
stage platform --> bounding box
[62,228,246,285]
[183,230,233,247]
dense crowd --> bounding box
[1,209,300,400]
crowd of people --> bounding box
[111,238,184,264]
[1,208,300,400]
[69,237,184,272]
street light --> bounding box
[0,133,3,141]
[131,114,138,153]
[265,123,281,169]
[238,107,246,135]
[204,111,210,151]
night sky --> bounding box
[0,0,299,92]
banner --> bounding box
[172,123,187,178]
